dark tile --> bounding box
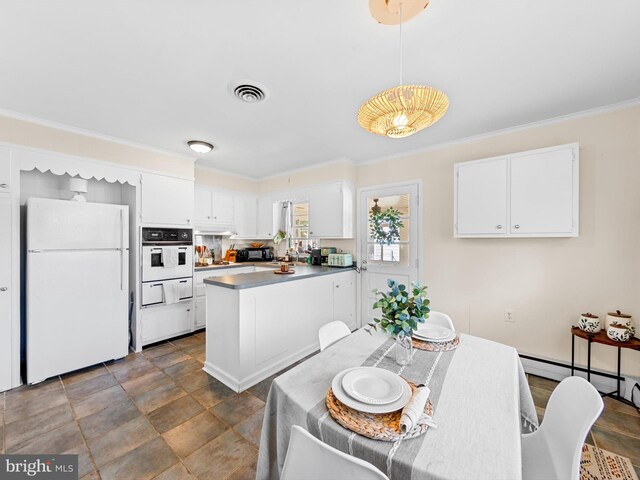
[141,342,178,360]
[147,396,204,434]
[152,351,191,370]
[211,392,264,427]
[133,382,187,414]
[12,422,84,454]
[5,402,75,452]
[6,377,62,403]
[80,473,100,480]
[529,386,552,409]
[527,375,558,392]
[87,416,158,467]
[603,396,640,416]
[62,364,110,387]
[153,463,197,480]
[594,407,640,439]
[162,411,228,459]
[585,431,595,446]
[107,353,147,373]
[183,430,257,479]
[121,369,172,397]
[591,425,640,466]
[233,407,264,448]
[5,385,69,424]
[193,352,206,364]
[98,437,178,480]
[163,359,202,379]
[174,370,217,393]
[112,359,158,384]
[181,343,205,358]
[247,376,275,403]
[226,453,258,480]
[191,382,236,409]
[79,398,141,440]
[65,373,118,402]
[535,406,545,425]
[73,385,130,419]
[171,335,203,350]
[63,443,96,478]
[635,464,640,480]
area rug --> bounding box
[581,444,639,480]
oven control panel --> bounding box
[142,227,193,245]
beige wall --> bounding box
[0,114,194,179]
[195,166,257,192]
[259,159,357,194]
[356,105,640,376]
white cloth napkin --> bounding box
[162,247,179,268]
[163,282,180,304]
[400,385,435,434]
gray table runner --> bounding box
[306,338,458,480]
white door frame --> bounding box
[356,180,423,329]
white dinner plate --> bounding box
[413,324,452,340]
[332,367,412,414]
[413,331,456,343]
[341,367,404,405]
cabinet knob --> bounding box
[0,287,7,291]
[336,285,340,288]
[496,225,502,229]
[207,216,210,219]
[214,216,217,220]
[310,231,314,235]
[514,225,520,229]
[0,183,7,189]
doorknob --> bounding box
[496,225,502,229]
[514,225,520,229]
[0,287,7,291]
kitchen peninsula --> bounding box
[203,266,357,392]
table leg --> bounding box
[571,334,575,376]
[617,347,621,398]
[587,338,592,383]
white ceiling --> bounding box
[1,1,639,179]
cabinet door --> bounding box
[309,183,344,238]
[234,194,257,238]
[195,296,206,329]
[141,174,194,225]
[0,196,12,391]
[510,147,575,235]
[455,158,508,236]
[141,302,193,345]
[211,191,235,225]
[333,273,356,330]
[194,186,213,223]
[0,147,10,192]
[257,195,275,238]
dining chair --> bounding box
[318,321,351,351]
[521,376,603,480]
[281,425,389,480]
[428,311,455,331]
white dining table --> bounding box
[256,328,538,480]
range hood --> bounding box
[194,228,236,237]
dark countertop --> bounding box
[203,265,354,289]
[194,263,275,272]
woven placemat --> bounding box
[326,383,434,442]
[412,335,460,352]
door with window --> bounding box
[359,183,420,328]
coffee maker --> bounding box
[310,249,322,266]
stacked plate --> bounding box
[332,367,412,413]
[412,324,456,343]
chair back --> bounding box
[318,321,351,351]
[281,425,388,480]
[428,311,455,331]
[539,376,603,480]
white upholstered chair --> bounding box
[428,311,455,331]
[281,425,388,480]
[521,376,603,480]
[318,321,351,351]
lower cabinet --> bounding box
[333,274,356,330]
[140,301,194,346]
[195,296,206,329]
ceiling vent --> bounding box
[230,81,268,104]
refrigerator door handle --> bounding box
[120,209,125,291]
[28,249,43,253]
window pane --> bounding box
[367,243,410,267]
[367,194,410,217]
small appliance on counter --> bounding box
[327,253,353,268]
[236,246,274,262]
[310,248,322,266]
[320,247,337,266]
[224,244,237,263]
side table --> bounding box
[571,327,640,406]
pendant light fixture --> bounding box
[358,1,449,139]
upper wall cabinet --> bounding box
[233,193,257,238]
[308,182,354,239]
[0,147,11,192]
[140,173,194,226]
[194,186,235,228]
[454,143,579,238]
[256,194,277,239]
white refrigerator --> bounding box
[27,197,129,384]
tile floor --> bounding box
[1,331,638,479]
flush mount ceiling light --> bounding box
[187,140,214,154]
[358,1,449,139]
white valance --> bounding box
[15,148,140,186]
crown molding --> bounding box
[0,107,196,162]
[259,157,355,181]
[194,163,258,182]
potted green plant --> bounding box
[367,279,430,365]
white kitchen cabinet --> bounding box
[0,195,12,391]
[194,186,213,224]
[212,191,235,225]
[455,157,508,236]
[233,193,257,238]
[195,296,206,329]
[140,173,194,226]
[257,194,277,238]
[454,143,578,238]
[333,274,357,330]
[0,147,10,192]
[194,186,235,228]
[141,301,194,345]
[308,182,354,239]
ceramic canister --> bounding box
[578,313,601,333]
[607,325,631,342]
[606,310,633,330]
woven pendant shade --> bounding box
[358,84,449,138]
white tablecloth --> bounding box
[256,329,537,480]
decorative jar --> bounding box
[578,313,601,333]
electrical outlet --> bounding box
[505,309,515,323]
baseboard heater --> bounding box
[518,353,619,381]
